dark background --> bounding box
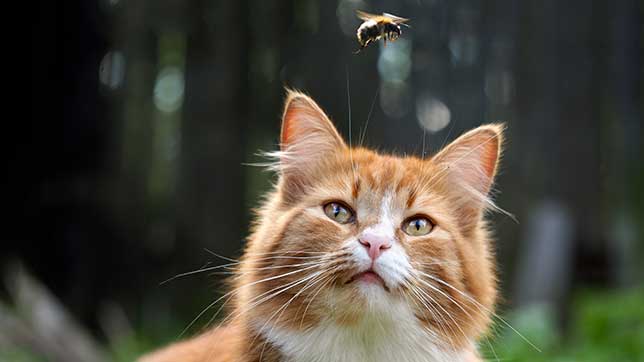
[13,0,644,361]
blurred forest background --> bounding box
[12,0,644,361]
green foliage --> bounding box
[0,348,44,362]
[107,318,188,362]
[481,287,644,362]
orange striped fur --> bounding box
[141,91,504,362]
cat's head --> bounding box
[238,90,502,350]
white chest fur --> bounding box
[256,300,473,362]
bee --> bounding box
[355,10,410,53]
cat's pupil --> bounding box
[333,205,340,217]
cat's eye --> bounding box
[402,216,434,236]
[323,202,354,224]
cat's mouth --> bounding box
[346,269,389,291]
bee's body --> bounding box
[355,11,409,52]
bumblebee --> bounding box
[355,10,410,53]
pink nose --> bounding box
[358,233,392,261]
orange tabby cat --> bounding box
[141,91,504,362]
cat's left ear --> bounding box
[278,90,346,199]
[431,124,504,230]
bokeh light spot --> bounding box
[379,81,411,119]
[416,94,451,133]
[336,0,367,37]
[378,39,412,83]
[99,51,125,90]
[153,66,185,113]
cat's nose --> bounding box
[358,233,392,261]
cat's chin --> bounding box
[345,270,389,291]
[352,282,392,305]
[330,279,399,314]
[317,282,413,330]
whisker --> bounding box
[203,249,329,263]
[422,128,427,158]
[247,255,334,262]
[202,288,237,331]
[416,271,541,352]
[483,334,501,362]
[180,288,236,337]
[244,250,328,256]
[438,122,455,151]
[256,271,331,359]
[216,257,341,329]
[205,272,319,334]
[161,253,336,285]
[406,280,466,347]
[204,248,238,263]
[359,85,380,147]
[345,65,358,184]
[160,262,240,285]
[298,274,335,329]
[414,260,460,268]
[179,263,326,336]
[207,260,329,276]
[415,278,479,344]
[244,259,335,271]
[403,282,454,344]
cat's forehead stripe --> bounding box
[351,177,360,199]
[354,154,401,191]
[406,188,418,208]
[351,153,425,207]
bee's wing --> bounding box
[382,12,410,24]
[356,10,383,21]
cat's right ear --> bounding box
[278,90,346,198]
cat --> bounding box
[141,90,504,362]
